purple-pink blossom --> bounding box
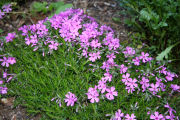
[64,92,77,106]
[132,57,140,66]
[122,73,131,83]
[86,86,99,103]
[104,72,112,82]
[125,113,136,120]
[7,57,16,64]
[0,57,9,67]
[149,83,160,95]
[150,112,164,120]
[139,52,150,63]
[140,77,149,92]
[123,46,135,57]
[2,4,12,13]
[91,39,101,48]
[114,109,124,120]
[89,51,101,62]
[98,79,107,93]
[105,86,118,100]
[48,41,59,50]
[170,84,180,92]
[0,10,5,19]
[120,64,128,74]
[165,72,175,81]
[125,78,138,93]
[0,81,3,85]
[5,32,16,43]
[0,87,8,94]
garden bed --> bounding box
[0,0,179,120]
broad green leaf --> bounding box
[139,9,152,21]
[30,2,48,13]
[156,42,180,61]
[54,4,72,15]
[49,1,64,11]
[0,29,3,33]
[49,4,72,18]
[158,22,168,27]
[112,17,121,23]
[124,19,133,26]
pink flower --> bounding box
[86,86,99,103]
[64,92,77,106]
[3,72,7,78]
[115,109,124,120]
[0,81,3,84]
[132,57,140,66]
[82,49,88,58]
[125,113,136,120]
[0,10,5,19]
[0,57,9,67]
[150,112,164,120]
[126,78,138,88]
[89,52,97,62]
[89,51,101,62]
[30,34,38,45]
[104,72,112,82]
[2,4,12,13]
[120,64,128,74]
[170,84,180,92]
[139,52,149,63]
[0,87,8,94]
[122,73,131,83]
[125,86,136,94]
[101,61,110,71]
[158,66,167,75]
[149,83,160,95]
[7,57,16,64]
[48,41,59,50]
[123,46,135,57]
[164,103,177,119]
[140,77,149,92]
[105,86,118,100]
[5,32,16,43]
[165,72,175,81]
[91,39,101,48]
[98,80,107,93]
[25,37,31,45]
[107,53,116,63]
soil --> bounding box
[0,0,129,119]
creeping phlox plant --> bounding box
[0,32,16,94]
[1,8,180,119]
[0,3,12,19]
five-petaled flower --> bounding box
[105,86,118,100]
[64,92,77,106]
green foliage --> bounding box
[30,1,72,15]
[117,0,180,60]
[156,42,180,61]
[48,1,64,11]
[30,1,48,14]
[0,29,3,34]
[1,28,179,119]
[54,4,72,15]
[0,0,28,7]
[3,35,179,119]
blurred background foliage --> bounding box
[115,0,180,63]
